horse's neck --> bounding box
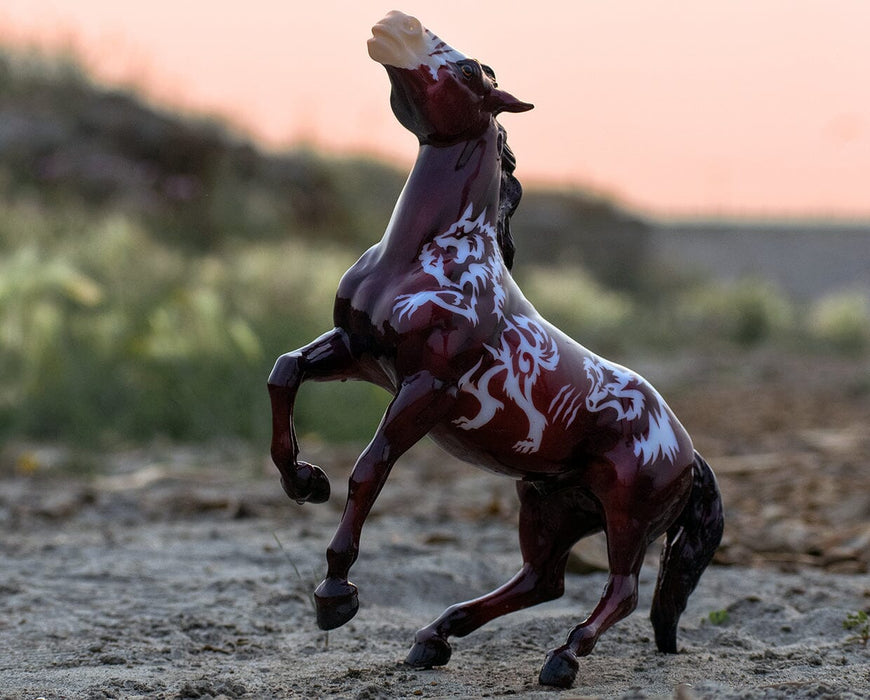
[379,131,501,261]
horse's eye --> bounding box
[461,64,475,78]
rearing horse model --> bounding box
[268,11,724,689]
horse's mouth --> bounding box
[367,25,403,67]
[367,11,427,69]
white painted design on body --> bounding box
[421,35,466,80]
[549,385,585,429]
[584,357,645,422]
[634,405,680,464]
[394,206,498,325]
[393,204,558,452]
[582,357,680,464]
[456,315,560,453]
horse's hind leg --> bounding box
[650,451,724,653]
[537,451,690,689]
[538,453,701,689]
[538,511,650,688]
[406,480,601,669]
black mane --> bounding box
[496,123,522,270]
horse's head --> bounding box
[368,11,533,145]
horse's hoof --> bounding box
[405,634,452,668]
[539,647,579,689]
[314,579,358,630]
[282,462,330,504]
[301,464,331,504]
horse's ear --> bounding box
[486,88,534,115]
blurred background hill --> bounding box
[1,47,868,455]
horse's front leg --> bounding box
[267,328,356,504]
[314,370,455,630]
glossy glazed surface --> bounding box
[267,11,723,689]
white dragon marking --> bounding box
[393,204,556,452]
[455,315,559,453]
[393,205,680,463]
[582,357,680,464]
[394,207,499,325]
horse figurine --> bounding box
[268,10,724,689]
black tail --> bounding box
[650,450,724,653]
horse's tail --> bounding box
[650,450,724,653]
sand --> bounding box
[2,351,869,698]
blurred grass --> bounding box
[1,46,867,452]
[0,183,390,447]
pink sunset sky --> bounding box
[1,0,867,219]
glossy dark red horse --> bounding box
[267,11,724,689]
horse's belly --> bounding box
[427,426,556,477]
[429,405,577,477]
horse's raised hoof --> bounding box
[405,634,452,668]
[538,647,579,689]
[314,578,359,630]
[282,462,331,504]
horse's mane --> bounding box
[496,123,522,270]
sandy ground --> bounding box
[1,351,869,699]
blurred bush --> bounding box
[0,197,388,446]
[517,265,635,354]
[674,278,795,347]
[808,290,870,354]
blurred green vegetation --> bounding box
[1,47,867,450]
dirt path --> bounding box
[2,351,869,698]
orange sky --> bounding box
[1,1,868,218]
